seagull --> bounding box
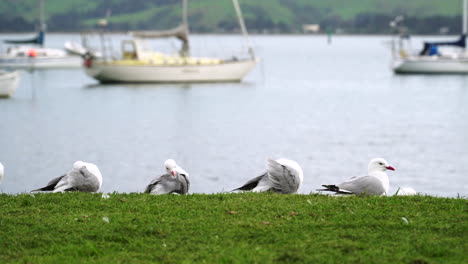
[0,162,4,185]
[32,161,103,193]
[395,187,417,196]
[233,158,303,194]
[318,158,395,196]
[144,159,190,195]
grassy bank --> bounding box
[0,193,466,263]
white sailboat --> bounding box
[83,0,257,83]
[0,44,82,69]
[0,0,81,69]
[0,70,20,97]
[391,0,468,74]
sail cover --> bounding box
[419,34,466,55]
[4,31,45,46]
[131,24,189,55]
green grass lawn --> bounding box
[0,193,466,263]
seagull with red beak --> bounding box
[165,159,189,178]
[144,159,190,195]
[318,158,395,196]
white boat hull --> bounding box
[84,59,257,83]
[393,57,468,74]
[0,71,20,97]
[0,56,82,69]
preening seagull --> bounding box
[318,158,395,196]
[32,161,103,193]
[0,162,4,185]
[144,159,190,195]
[233,158,304,194]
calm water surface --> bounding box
[1,34,467,197]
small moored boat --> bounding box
[0,70,20,97]
[0,0,81,69]
[0,45,81,69]
[390,1,468,74]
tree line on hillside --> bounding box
[1,13,464,35]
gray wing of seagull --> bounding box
[53,166,100,192]
[31,175,66,192]
[338,175,385,195]
[177,174,190,194]
[266,159,300,194]
[319,175,385,195]
[145,173,189,194]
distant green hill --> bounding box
[0,0,465,34]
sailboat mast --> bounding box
[180,0,190,56]
[182,0,188,29]
[232,0,255,59]
[463,0,467,34]
[39,0,46,32]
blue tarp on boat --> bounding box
[419,34,466,55]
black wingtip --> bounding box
[31,175,65,192]
[231,185,252,192]
[317,185,353,194]
[230,186,251,192]
[143,185,153,194]
[31,186,49,192]
[322,185,340,192]
[233,175,265,192]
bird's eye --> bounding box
[379,162,384,165]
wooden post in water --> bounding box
[327,28,332,44]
